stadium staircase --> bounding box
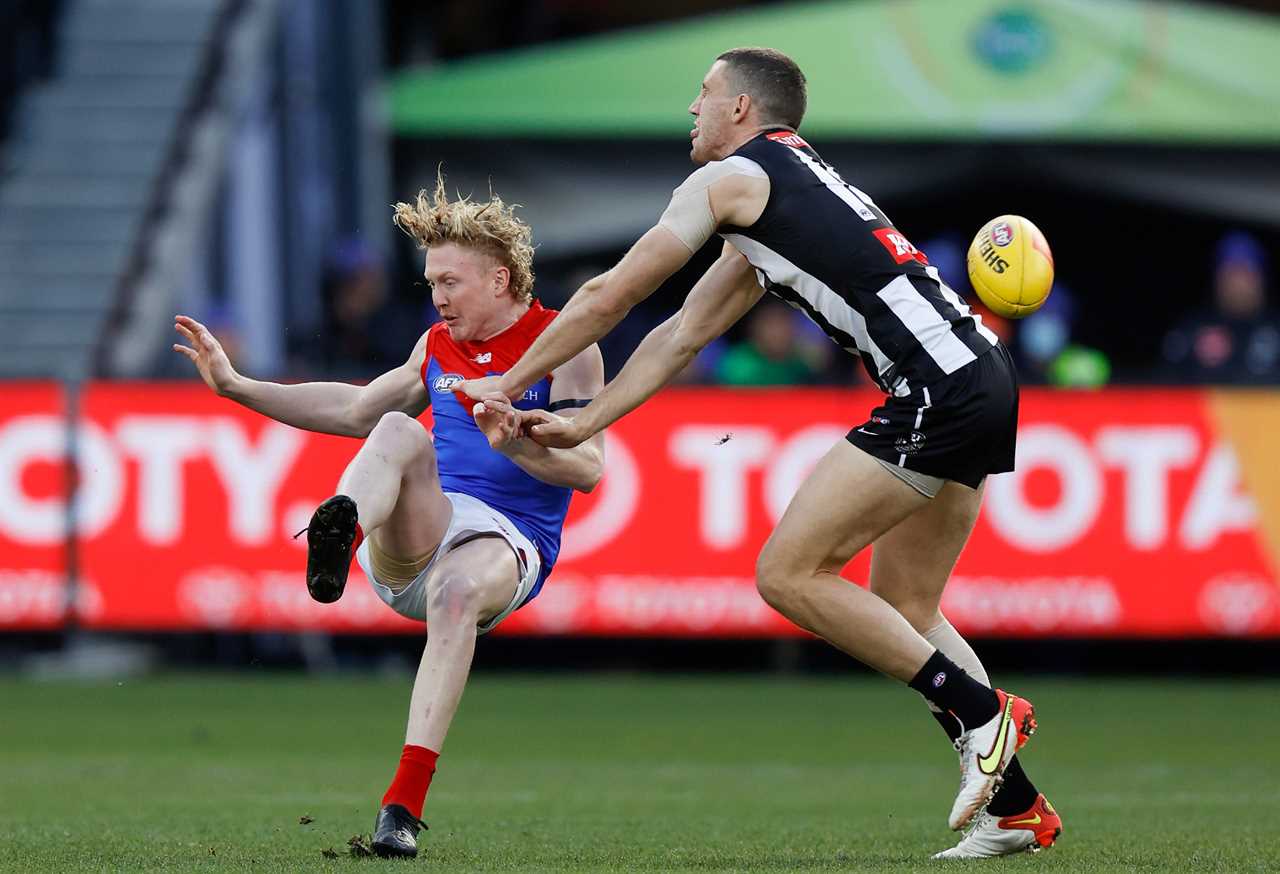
[0,0,224,379]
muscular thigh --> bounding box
[373,452,453,561]
[763,440,930,575]
[869,480,985,628]
[423,535,521,623]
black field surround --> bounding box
[719,129,1000,399]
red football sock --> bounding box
[350,522,364,563]
[381,744,438,819]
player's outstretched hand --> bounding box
[521,409,589,449]
[458,375,506,402]
[173,315,239,396]
[471,393,521,451]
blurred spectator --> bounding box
[1162,231,1280,384]
[715,300,822,386]
[1015,283,1110,388]
[320,238,426,377]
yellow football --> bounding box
[966,215,1054,318]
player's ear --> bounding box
[733,92,751,122]
[492,264,511,297]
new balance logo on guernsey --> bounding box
[473,352,492,364]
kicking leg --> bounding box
[870,481,1060,854]
[374,536,520,858]
[756,440,1032,829]
[338,411,452,535]
[306,411,451,602]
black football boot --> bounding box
[304,495,358,603]
[371,803,427,859]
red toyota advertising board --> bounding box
[1,383,1277,637]
[0,383,69,629]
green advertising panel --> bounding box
[389,0,1280,142]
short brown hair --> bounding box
[716,47,807,130]
[392,169,535,303]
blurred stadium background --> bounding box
[2,0,1278,870]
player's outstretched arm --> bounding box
[461,164,769,404]
[460,227,694,403]
[173,315,429,438]
[523,243,762,450]
[471,344,605,492]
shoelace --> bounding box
[959,810,993,841]
[953,736,970,788]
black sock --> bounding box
[922,665,1041,816]
[929,706,963,743]
[908,650,999,730]
[987,756,1039,815]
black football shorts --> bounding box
[846,343,1019,489]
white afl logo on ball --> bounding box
[433,373,464,393]
[991,221,1015,247]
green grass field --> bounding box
[2,673,1277,872]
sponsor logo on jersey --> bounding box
[473,352,492,364]
[991,221,1015,247]
[433,373,465,393]
[895,430,926,454]
[766,131,810,149]
[872,415,891,425]
[932,671,947,688]
[873,228,930,266]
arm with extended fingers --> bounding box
[172,314,429,438]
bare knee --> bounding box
[755,544,800,612]
[367,411,433,464]
[426,571,485,626]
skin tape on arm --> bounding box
[657,157,767,253]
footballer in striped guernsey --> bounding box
[462,47,1059,859]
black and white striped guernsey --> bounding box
[718,129,999,397]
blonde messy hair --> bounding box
[392,170,535,303]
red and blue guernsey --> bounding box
[421,300,571,597]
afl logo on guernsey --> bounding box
[433,373,465,393]
[991,221,1015,247]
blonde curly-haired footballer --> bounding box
[173,172,604,858]
[393,171,535,305]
